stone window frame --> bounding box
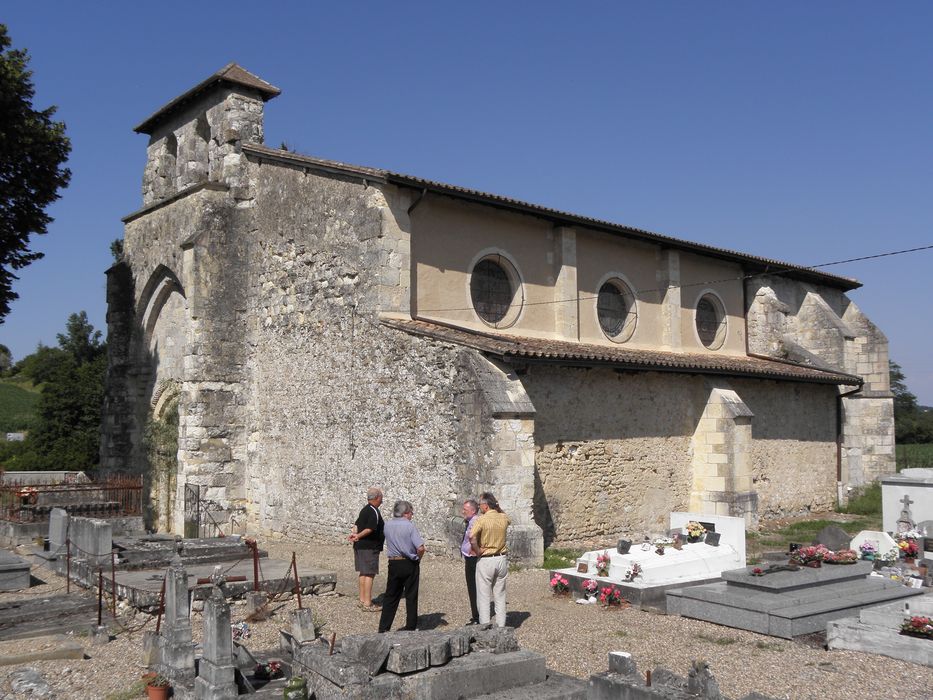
[467,249,525,329]
[692,289,727,350]
[593,272,638,343]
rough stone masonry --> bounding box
[102,64,894,561]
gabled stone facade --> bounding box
[102,65,894,559]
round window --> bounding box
[695,294,726,349]
[470,257,518,325]
[597,280,635,342]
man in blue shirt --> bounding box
[378,500,425,633]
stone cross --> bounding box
[897,494,916,533]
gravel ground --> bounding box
[1,541,931,699]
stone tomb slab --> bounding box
[0,550,31,591]
[828,593,933,666]
[554,512,745,610]
[668,561,924,638]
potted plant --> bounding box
[598,586,627,608]
[549,573,570,595]
[254,660,284,681]
[685,521,706,543]
[622,562,642,582]
[900,615,933,639]
[582,578,599,601]
[858,541,877,561]
[145,674,171,700]
[897,535,920,564]
[595,551,611,577]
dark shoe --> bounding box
[466,619,479,625]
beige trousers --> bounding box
[475,554,508,627]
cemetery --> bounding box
[0,479,931,696]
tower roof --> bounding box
[134,63,280,135]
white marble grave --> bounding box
[563,512,746,589]
[882,469,933,534]
[849,530,898,560]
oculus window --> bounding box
[695,294,726,349]
[597,279,636,342]
[470,256,521,326]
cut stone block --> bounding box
[339,633,392,676]
[397,649,546,698]
[290,608,317,643]
[386,638,430,674]
[471,626,519,654]
[294,642,370,688]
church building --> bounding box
[102,64,894,563]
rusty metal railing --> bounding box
[0,472,143,522]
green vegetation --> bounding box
[0,25,72,322]
[103,679,148,700]
[897,443,933,470]
[891,361,933,444]
[838,481,882,516]
[0,378,39,432]
[543,547,582,570]
[1,311,105,471]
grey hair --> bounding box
[392,500,413,518]
[463,498,479,514]
[366,487,383,501]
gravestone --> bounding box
[881,469,933,533]
[616,539,631,555]
[48,508,69,557]
[159,557,195,681]
[194,587,238,700]
[896,494,916,534]
[814,525,851,552]
[850,530,898,560]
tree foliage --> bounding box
[0,24,71,322]
[3,312,105,470]
[891,360,933,444]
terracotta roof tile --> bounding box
[135,63,281,135]
[380,317,862,387]
[240,145,859,291]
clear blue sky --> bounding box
[3,4,932,402]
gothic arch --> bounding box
[137,264,186,344]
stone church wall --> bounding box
[526,367,838,548]
[240,164,537,553]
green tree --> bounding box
[891,360,933,444]
[3,312,105,470]
[0,24,71,322]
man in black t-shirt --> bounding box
[348,486,384,611]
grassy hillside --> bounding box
[0,378,39,433]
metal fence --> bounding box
[0,472,143,522]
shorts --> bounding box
[354,548,380,576]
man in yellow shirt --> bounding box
[469,492,511,627]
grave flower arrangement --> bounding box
[595,551,611,577]
[231,621,251,641]
[750,567,764,577]
[823,548,858,565]
[879,547,900,565]
[897,536,920,560]
[900,615,933,639]
[653,537,673,555]
[598,586,626,607]
[549,573,570,595]
[623,562,642,582]
[685,521,706,542]
[790,544,830,566]
[582,578,599,598]
[858,541,878,560]
[254,660,284,680]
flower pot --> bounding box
[687,536,701,544]
[862,553,875,561]
[146,684,170,700]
